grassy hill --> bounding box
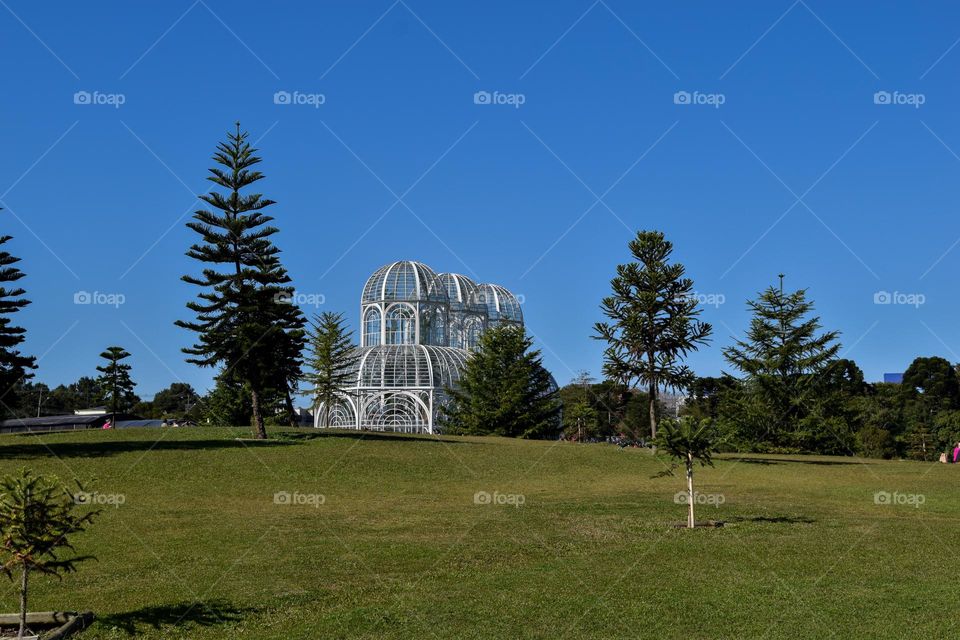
[0,427,956,639]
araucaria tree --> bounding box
[594,230,712,441]
[176,123,305,439]
[722,275,840,449]
[0,210,36,417]
[303,312,360,426]
[656,418,717,528]
[442,325,561,438]
[96,346,136,418]
[0,469,99,639]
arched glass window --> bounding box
[421,307,446,346]
[386,305,415,345]
[434,308,446,345]
[448,315,464,349]
[465,317,483,351]
[363,307,381,346]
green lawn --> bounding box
[0,427,956,639]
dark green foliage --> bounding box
[721,277,840,451]
[302,312,360,426]
[657,417,717,469]
[176,123,305,439]
[594,230,712,440]
[0,469,99,638]
[96,346,138,417]
[442,326,561,438]
[682,376,737,422]
[557,379,654,439]
[11,377,101,417]
[857,423,896,459]
[134,382,200,420]
[899,357,959,455]
[0,212,36,418]
[560,371,600,440]
[199,370,252,427]
[900,356,960,410]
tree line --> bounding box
[0,124,375,437]
[1,124,953,453]
[572,229,960,459]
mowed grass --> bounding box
[0,427,957,639]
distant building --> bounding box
[74,406,108,416]
[314,260,557,434]
[660,393,687,418]
[883,373,904,384]
[0,412,141,434]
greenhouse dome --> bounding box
[314,260,542,433]
[477,283,524,326]
[438,273,487,351]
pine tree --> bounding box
[442,326,561,438]
[264,259,306,427]
[0,210,36,417]
[594,230,712,441]
[303,312,360,427]
[0,469,99,639]
[722,275,840,448]
[95,346,137,419]
[200,369,251,427]
[176,123,304,439]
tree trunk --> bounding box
[285,389,297,428]
[250,387,267,439]
[648,381,658,441]
[686,454,695,529]
[18,565,28,640]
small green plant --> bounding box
[0,469,100,639]
[656,418,718,528]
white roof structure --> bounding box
[314,260,538,433]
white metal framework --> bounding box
[314,260,532,433]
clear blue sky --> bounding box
[2,0,960,400]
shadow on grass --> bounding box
[277,430,469,445]
[0,438,292,459]
[98,599,254,635]
[724,456,870,466]
[730,515,816,524]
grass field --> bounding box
[0,427,956,639]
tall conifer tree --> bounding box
[303,312,360,427]
[96,346,137,418]
[722,275,840,447]
[442,325,561,438]
[594,230,712,440]
[0,210,36,417]
[176,124,304,438]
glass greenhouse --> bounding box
[314,260,534,433]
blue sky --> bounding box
[2,0,960,399]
